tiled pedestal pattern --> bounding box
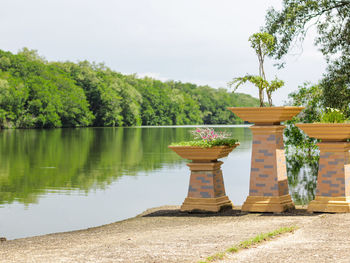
[181,161,232,212]
[308,142,350,212]
[242,125,295,212]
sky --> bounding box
[0,0,327,105]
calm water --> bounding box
[0,126,314,240]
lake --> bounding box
[0,126,315,240]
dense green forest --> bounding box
[0,48,259,128]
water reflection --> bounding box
[285,127,319,205]
[0,126,251,206]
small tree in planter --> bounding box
[226,32,304,213]
[228,32,284,107]
[169,128,239,212]
[227,32,303,126]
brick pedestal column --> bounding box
[181,161,232,212]
[242,125,295,212]
[308,142,350,212]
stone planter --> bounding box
[296,123,350,212]
[169,144,239,212]
[228,106,304,212]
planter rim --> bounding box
[296,123,350,141]
[227,106,304,125]
[168,143,239,161]
[296,123,350,126]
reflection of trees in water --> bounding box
[286,148,319,205]
[0,128,183,205]
[0,124,320,206]
[0,127,250,205]
[284,123,319,205]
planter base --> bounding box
[182,161,232,212]
[242,194,295,213]
[169,145,237,213]
[308,142,350,213]
[181,196,232,212]
[308,196,350,213]
[243,125,294,212]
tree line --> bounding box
[0,48,259,128]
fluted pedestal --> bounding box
[308,142,350,213]
[242,125,294,212]
[181,161,232,212]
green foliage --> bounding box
[0,49,94,128]
[321,61,350,117]
[320,107,347,123]
[249,32,275,59]
[265,0,350,113]
[267,77,284,106]
[287,83,323,123]
[248,32,277,106]
[0,48,261,128]
[53,61,125,127]
[170,139,238,148]
[229,75,268,103]
[265,0,350,62]
[174,83,260,124]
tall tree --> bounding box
[265,0,350,112]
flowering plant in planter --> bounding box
[169,128,239,212]
[170,127,238,148]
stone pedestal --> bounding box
[308,142,350,213]
[181,161,232,212]
[242,125,295,212]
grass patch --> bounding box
[204,252,225,262]
[199,225,298,263]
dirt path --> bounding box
[0,206,335,263]
[223,212,350,263]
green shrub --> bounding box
[320,107,347,123]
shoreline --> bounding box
[2,204,306,242]
[0,205,336,263]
